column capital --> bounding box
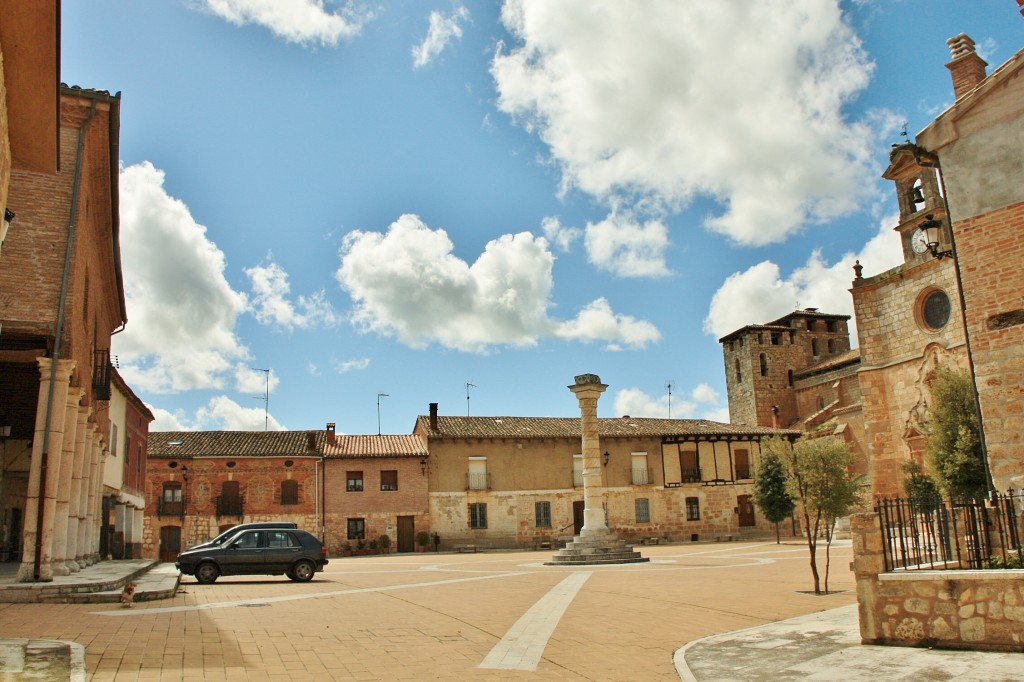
[568,373,608,399]
[36,357,76,382]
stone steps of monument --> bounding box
[545,555,650,565]
[551,549,644,560]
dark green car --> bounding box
[176,528,328,584]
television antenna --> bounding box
[252,368,270,430]
[376,393,389,435]
[465,381,476,416]
[665,380,674,419]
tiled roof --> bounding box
[416,416,795,439]
[794,348,861,379]
[323,435,427,458]
[148,431,324,458]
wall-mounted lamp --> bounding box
[180,465,189,482]
[918,215,953,260]
[1,208,14,244]
[420,457,428,476]
[602,451,610,467]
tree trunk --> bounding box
[824,518,834,594]
[804,510,821,594]
[775,521,780,544]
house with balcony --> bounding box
[413,403,797,549]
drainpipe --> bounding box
[34,100,97,580]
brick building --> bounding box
[321,424,429,554]
[913,35,1024,492]
[413,403,796,549]
[145,431,324,561]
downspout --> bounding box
[34,99,97,579]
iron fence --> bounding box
[876,491,1023,571]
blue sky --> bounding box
[61,1,1021,435]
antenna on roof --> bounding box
[252,367,270,431]
[466,381,476,416]
[665,381,674,419]
[377,392,389,435]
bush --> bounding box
[378,534,391,548]
[416,531,431,547]
[986,550,1024,569]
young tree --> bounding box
[901,459,941,508]
[764,435,863,594]
[753,445,795,543]
[927,367,987,501]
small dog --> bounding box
[120,582,137,608]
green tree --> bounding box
[927,367,987,501]
[901,459,941,508]
[765,435,863,594]
[753,445,795,544]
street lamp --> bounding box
[919,215,953,259]
[603,451,610,467]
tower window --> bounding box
[759,354,768,377]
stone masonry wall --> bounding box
[851,512,1024,652]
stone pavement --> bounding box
[0,542,1020,680]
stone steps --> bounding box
[544,532,650,566]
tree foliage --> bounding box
[753,445,795,543]
[926,367,987,501]
[901,459,941,508]
[764,435,863,594]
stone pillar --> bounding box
[569,374,609,536]
[850,512,885,644]
[131,507,144,558]
[77,424,98,565]
[65,408,89,569]
[84,432,104,563]
[114,503,126,559]
[50,388,83,576]
[16,358,75,583]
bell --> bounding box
[910,185,925,205]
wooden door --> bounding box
[159,526,181,563]
[737,495,756,527]
[396,516,415,552]
[572,501,585,535]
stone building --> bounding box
[321,424,429,554]
[913,35,1024,492]
[413,403,796,549]
[145,431,324,561]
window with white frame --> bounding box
[572,454,584,487]
[631,452,650,485]
[468,457,488,490]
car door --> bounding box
[223,530,266,574]
[264,530,301,572]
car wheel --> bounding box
[195,562,220,584]
[290,560,315,582]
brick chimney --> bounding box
[946,34,988,100]
[429,403,438,431]
[326,421,336,445]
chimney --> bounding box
[946,34,988,100]
[429,403,438,431]
[326,422,336,445]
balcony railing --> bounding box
[467,473,490,491]
[158,500,184,517]
[734,467,751,480]
[631,467,652,485]
[681,468,702,483]
[216,495,244,518]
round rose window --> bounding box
[920,289,951,331]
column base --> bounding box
[16,561,53,583]
[544,531,649,566]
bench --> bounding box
[642,537,660,545]
[537,541,552,550]
[455,544,477,553]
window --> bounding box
[535,501,551,528]
[469,502,488,529]
[280,479,299,505]
[811,339,819,356]
[380,470,398,491]
[759,353,768,376]
[468,458,487,490]
[233,531,263,549]
[266,531,298,548]
[827,338,836,354]
[162,482,182,503]
[110,423,118,456]
[572,455,584,487]
[631,453,651,485]
[635,498,650,523]
[771,332,781,345]
[734,449,750,480]
[734,359,741,383]
[347,518,365,540]
[686,497,700,521]
[919,288,951,331]
[347,471,364,492]
[680,451,700,482]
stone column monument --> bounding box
[546,374,648,565]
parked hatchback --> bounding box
[188,521,298,551]
[176,528,328,584]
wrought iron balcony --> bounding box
[681,468,702,483]
[157,500,184,517]
[215,495,244,518]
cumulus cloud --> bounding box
[614,384,727,420]
[195,395,285,430]
[335,357,370,373]
[148,406,190,431]
[115,162,250,393]
[703,213,902,339]
[584,213,670,277]
[692,383,720,404]
[199,0,370,46]
[234,365,279,395]
[335,214,658,352]
[541,216,581,252]
[412,5,469,68]
[246,259,339,330]
[492,1,877,245]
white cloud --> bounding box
[584,213,670,277]
[335,357,370,373]
[195,395,285,430]
[613,385,729,420]
[148,406,190,431]
[492,1,877,245]
[692,383,720,404]
[554,298,660,350]
[245,259,339,330]
[199,0,370,46]
[412,5,469,68]
[541,216,581,252]
[703,213,902,339]
[114,162,250,393]
[335,214,658,352]
[234,365,279,395]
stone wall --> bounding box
[851,512,1024,651]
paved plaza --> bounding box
[0,541,859,680]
